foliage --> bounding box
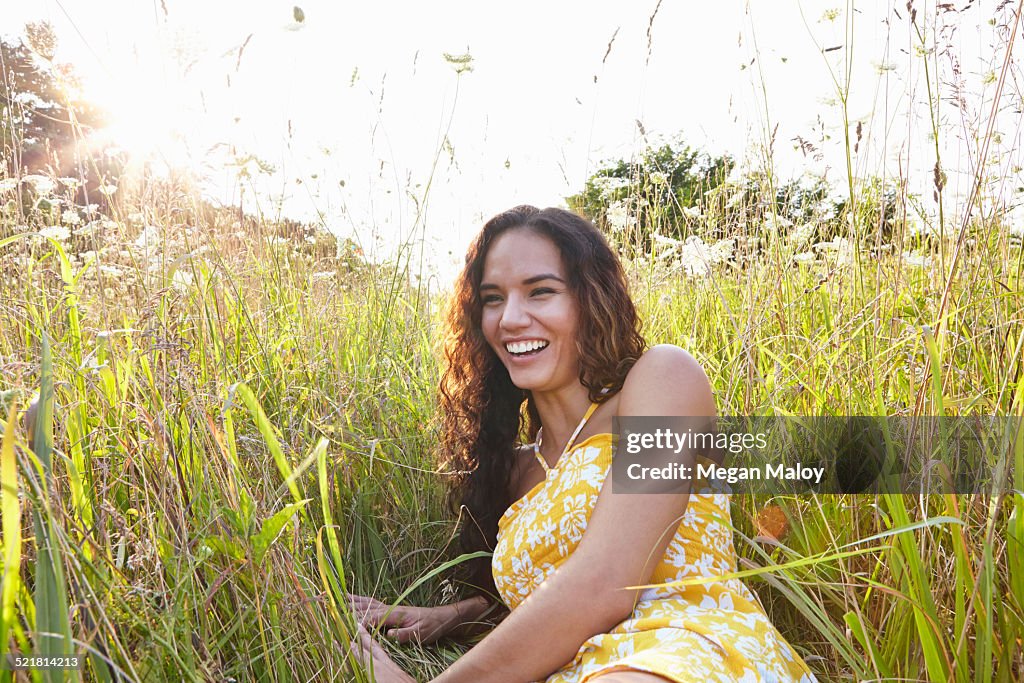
[567,139,733,249]
[1,24,118,208]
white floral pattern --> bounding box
[493,434,819,683]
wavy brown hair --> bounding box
[438,205,646,599]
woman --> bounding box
[349,206,817,682]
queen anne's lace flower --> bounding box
[38,225,70,241]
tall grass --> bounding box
[1,3,1024,681]
[1,158,1021,678]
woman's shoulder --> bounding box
[620,344,714,415]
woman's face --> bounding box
[479,228,581,395]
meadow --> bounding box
[2,3,1024,682]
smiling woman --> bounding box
[348,206,818,683]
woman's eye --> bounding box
[481,294,502,304]
[531,288,555,296]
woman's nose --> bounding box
[499,295,529,330]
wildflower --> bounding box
[98,184,118,196]
[38,225,71,241]
[312,271,335,280]
[764,215,794,233]
[61,209,81,225]
[99,265,124,277]
[78,220,101,236]
[606,200,635,233]
[815,236,857,265]
[682,205,702,220]
[793,251,815,264]
[22,175,56,195]
[679,237,713,278]
[709,238,735,263]
[788,223,814,247]
[0,178,18,193]
[649,171,668,185]
[902,251,932,268]
[58,177,81,189]
[171,271,194,290]
[591,176,630,199]
[134,225,162,250]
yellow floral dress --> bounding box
[492,403,819,683]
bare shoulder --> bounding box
[619,344,715,416]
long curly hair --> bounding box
[438,205,646,599]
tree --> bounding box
[1,22,108,178]
[567,139,734,250]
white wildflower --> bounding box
[38,225,70,241]
[679,236,713,278]
[764,215,794,233]
[305,235,317,244]
[1007,222,1024,238]
[815,236,857,265]
[171,271,194,290]
[99,265,124,277]
[61,209,81,225]
[0,178,18,193]
[606,200,636,233]
[312,271,335,280]
[710,238,735,263]
[58,177,81,188]
[98,184,118,196]
[11,224,30,233]
[270,236,289,246]
[22,175,56,195]
[78,220,101,236]
[591,176,630,199]
[682,205,702,220]
[788,223,814,247]
[793,251,816,264]
[652,233,683,248]
[127,212,145,225]
[725,190,745,209]
[80,250,98,261]
[902,251,932,268]
[134,225,162,250]
[649,171,668,185]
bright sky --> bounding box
[5,1,1021,281]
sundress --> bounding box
[492,401,819,682]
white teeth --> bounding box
[506,340,549,354]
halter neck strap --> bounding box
[533,400,601,473]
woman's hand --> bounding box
[349,621,417,683]
[348,593,456,645]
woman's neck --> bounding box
[531,384,594,456]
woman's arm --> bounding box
[432,345,714,683]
